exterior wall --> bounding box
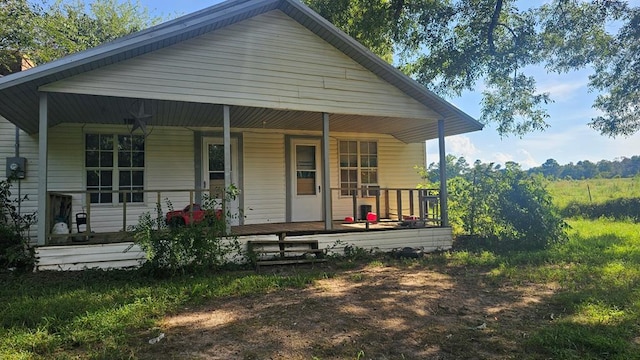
[35,228,453,271]
[242,132,286,224]
[40,11,439,121]
[0,117,39,241]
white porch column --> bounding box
[37,93,49,245]
[438,119,449,227]
[223,105,232,233]
[322,113,332,230]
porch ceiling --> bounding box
[42,94,447,143]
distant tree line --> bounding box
[527,156,640,180]
[422,154,640,183]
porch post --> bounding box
[438,119,449,227]
[223,105,231,233]
[37,93,49,245]
[322,112,332,230]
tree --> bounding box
[303,0,639,137]
[0,0,158,72]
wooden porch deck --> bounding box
[44,219,428,246]
[230,220,415,236]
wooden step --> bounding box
[256,258,327,267]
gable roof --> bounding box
[0,0,482,137]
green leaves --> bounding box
[0,0,158,72]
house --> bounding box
[0,0,482,270]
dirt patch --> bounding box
[142,263,559,359]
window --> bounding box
[85,134,145,204]
[339,140,378,196]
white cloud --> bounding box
[446,135,479,158]
[537,79,588,102]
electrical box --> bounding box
[5,157,26,179]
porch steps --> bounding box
[247,235,326,268]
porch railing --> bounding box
[45,186,442,244]
[329,187,441,226]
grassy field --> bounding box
[2,218,639,358]
[546,176,640,210]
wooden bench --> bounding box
[247,234,326,268]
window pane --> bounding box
[296,145,315,170]
[369,155,378,167]
[339,141,349,153]
[87,171,99,186]
[120,171,131,186]
[131,136,145,151]
[86,151,99,167]
[132,152,144,167]
[86,134,99,150]
[348,141,357,153]
[118,152,131,167]
[118,135,131,151]
[348,155,357,167]
[100,151,113,167]
[132,171,144,186]
[209,145,224,171]
[100,135,113,150]
[90,193,99,203]
[101,170,112,186]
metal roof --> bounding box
[0,0,483,140]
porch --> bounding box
[44,186,442,245]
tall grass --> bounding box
[546,177,640,210]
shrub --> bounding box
[423,160,568,251]
[130,187,244,276]
[0,177,36,271]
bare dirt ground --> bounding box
[143,262,560,359]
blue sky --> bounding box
[41,0,640,169]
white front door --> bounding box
[203,137,240,226]
[291,139,323,222]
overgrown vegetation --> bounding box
[130,188,244,276]
[0,176,35,271]
[420,159,567,250]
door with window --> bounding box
[290,139,322,222]
[203,138,239,225]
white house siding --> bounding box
[0,117,39,241]
[242,132,286,224]
[295,227,453,254]
[46,124,194,233]
[39,11,440,122]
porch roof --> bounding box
[0,0,483,142]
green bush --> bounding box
[561,197,640,221]
[422,160,568,251]
[0,177,36,271]
[130,187,244,276]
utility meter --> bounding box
[5,157,26,179]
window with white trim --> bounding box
[339,140,378,196]
[85,134,145,204]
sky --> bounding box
[39,0,640,169]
